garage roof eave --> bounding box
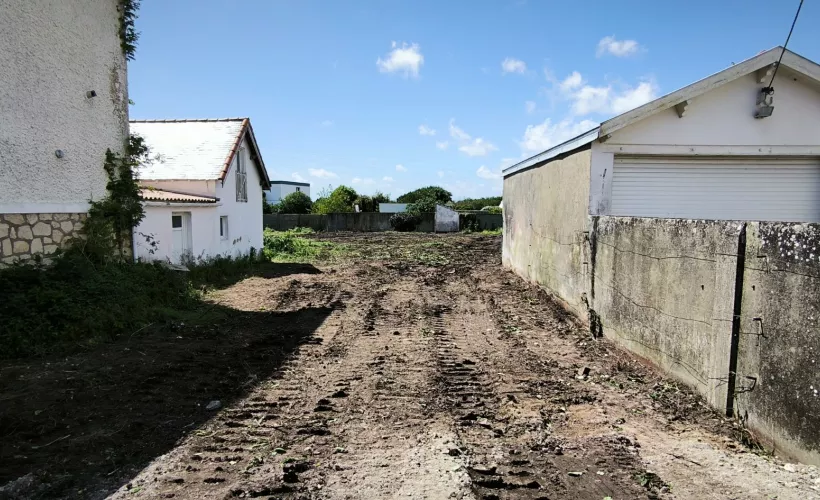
[502,127,600,178]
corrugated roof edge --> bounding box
[502,127,600,178]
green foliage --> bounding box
[452,196,502,211]
[72,135,150,261]
[312,185,358,214]
[0,255,198,358]
[273,191,313,214]
[262,228,332,261]
[353,195,376,213]
[396,186,452,204]
[406,197,437,214]
[118,0,140,61]
[389,213,419,232]
[459,213,480,233]
[483,206,502,214]
[371,192,392,208]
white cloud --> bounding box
[571,85,612,115]
[460,138,498,157]
[436,141,449,150]
[291,172,306,182]
[525,101,536,114]
[476,165,501,180]
[383,176,394,182]
[559,71,584,92]
[377,41,424,78]
[308,168,338,179]
[597,36,641,58]
[352,177,376,186]
[449,119,498,157]
[395,164,407,172]
[519,118,599,153]
[501,57,527,74]
[320,120,334,127]
[437,170,445,178]
[558,71,659,116]
[610,81,658,114]
[418,124,436,136]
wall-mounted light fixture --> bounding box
[86,90,97,99]
[754,87,774,119]
[55,150,64,158]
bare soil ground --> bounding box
[1,233,819,499]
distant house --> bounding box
[265,181,310,205]
[0,0,128,265]
[130,118,271,263]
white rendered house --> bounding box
[131,118,271,263]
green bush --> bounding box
[397,186,452,204]
[312,185,358,214]
[452,197,502,211]
[390,213,419,232]
[406,197,437,214]
[273,191,313,214]
[459,213,480,233]
[262,228,328,261]
[0,255,198,358]
[483,206,502,214]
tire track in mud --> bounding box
[425,271,651,500]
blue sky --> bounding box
[128,0,819,200]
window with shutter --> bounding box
[236,148,247,202]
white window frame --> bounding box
[220,216,229,240]
[236,148,248,203]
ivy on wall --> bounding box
[74,135,149,261]
[119,0,140,60]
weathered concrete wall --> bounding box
[735,222,820,464]
[435,205,459,233]
[590,217,741,409]
[263,213,436,232]
[502,149,592,315]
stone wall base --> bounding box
[0,213,86,265]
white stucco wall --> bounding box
[607,72,820,148]
[0,0,128,214]
[216,138,264,256]
[590,71,820,216]
[134,138,265,262]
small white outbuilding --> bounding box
[130,118,271,263]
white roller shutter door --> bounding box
[611,157,820,222]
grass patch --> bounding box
[479,228,502,236]
[262,228,341,262]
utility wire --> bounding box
[768,0,804,88]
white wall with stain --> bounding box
[0,0,128,213]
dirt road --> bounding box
[2,233,818,499]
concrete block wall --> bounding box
[736,222,820,463]
[589,217,741,409]
[502,149,592,315]
[262,213,436,232]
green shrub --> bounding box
[459,213,480,233]
[397,186,452,204]
[312,185,358,214]
[0,255,198,358]
[406,197,437,214]
[390,213,419,232]
[483,206,502,214]
[262,228,329,261]
[274,191,312,214]
[453,196,502,211]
